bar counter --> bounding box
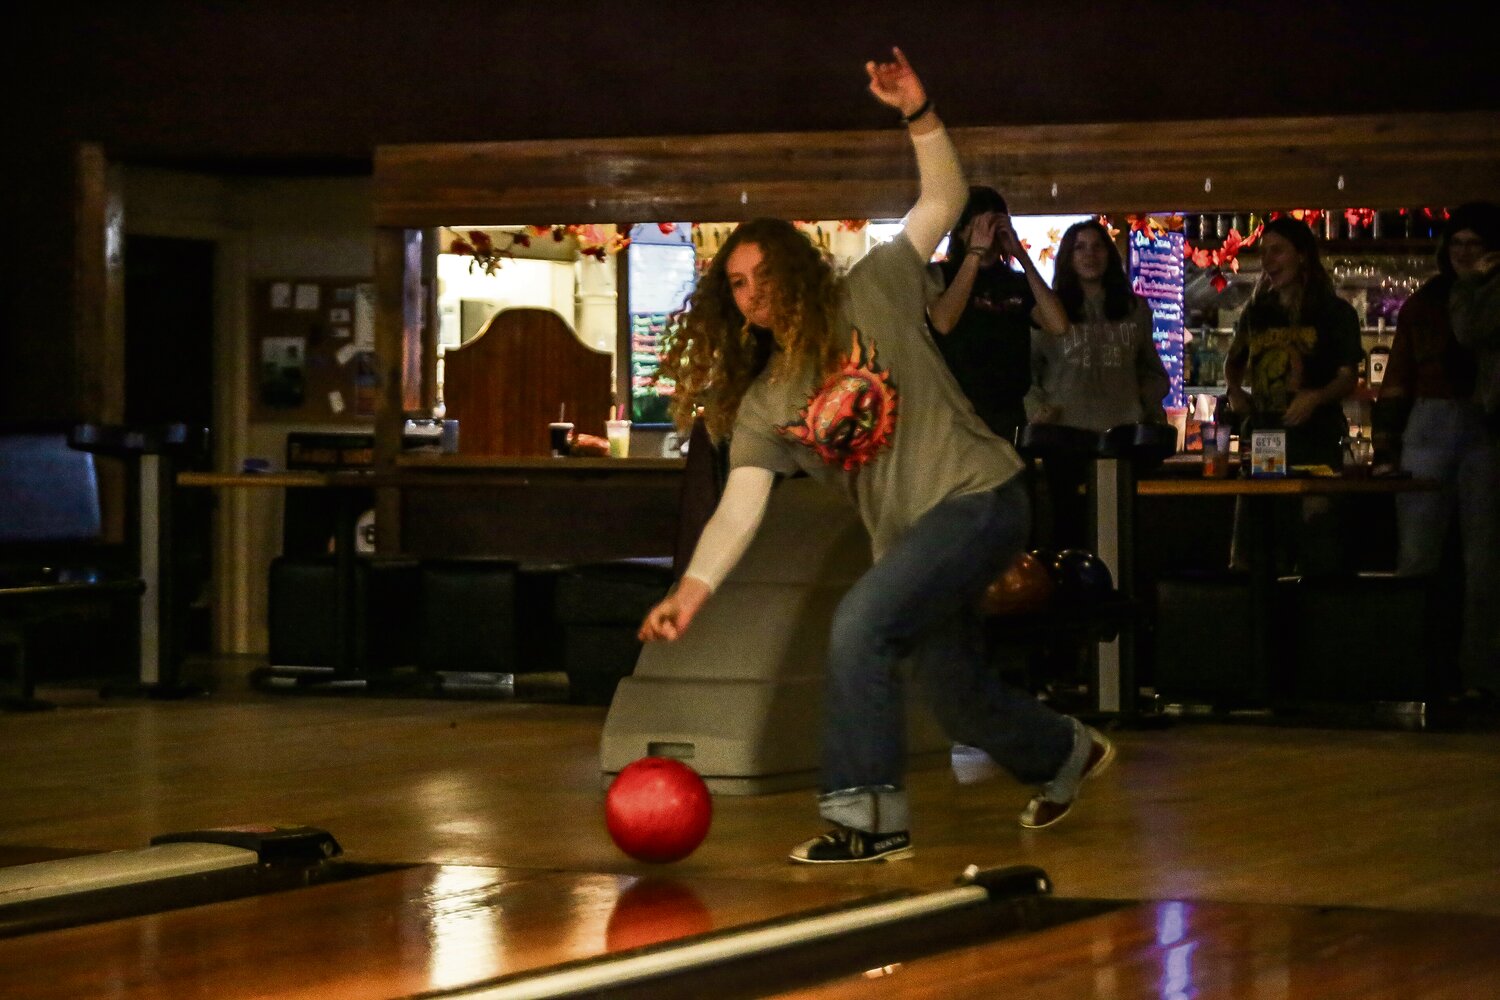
[181,453,688,566]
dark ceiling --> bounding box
[8,1,1498,175]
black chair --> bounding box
[553,557,674,705]
[1,430,144,709]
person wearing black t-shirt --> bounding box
[1224,215,1362,574]
[927,186,1068,443]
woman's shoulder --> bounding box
[851,233,925,279]
[1406,273,1453,308]
[1312,286,1360,325]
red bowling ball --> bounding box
[605,757,713,863]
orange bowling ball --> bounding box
[980,551,1055,615]
[605,757,713,863]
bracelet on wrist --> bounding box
[900,99,933,125]
[965,245,989,257]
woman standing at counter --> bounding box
[1446,201,1500,701]
[1223,216,1363,573]
[1027,219,1169,431]
[641,48,1112,864]
[1383,205,1495,701]
[1026,220,1169,546]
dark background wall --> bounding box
[11,2,1497,168]
[3,1,1495,418]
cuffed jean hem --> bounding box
[818,785,909,834]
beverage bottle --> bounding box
[1368,322,1391,388]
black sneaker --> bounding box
[788,826,913,864]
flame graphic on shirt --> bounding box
[779,327,898,470]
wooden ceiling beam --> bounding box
[374,111,1500,226]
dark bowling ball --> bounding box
[1048,549,1114,604]
[980,551,1055,615]
[605,757,713,863]
[1029,548,1057,570]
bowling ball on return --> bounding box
[1047,549,1114,604]
[980,551,1055,615]
[605,757,713,863]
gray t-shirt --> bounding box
[729,235,1024,559]
[1027,294,1168,431]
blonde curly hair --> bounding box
[658,219,843,441]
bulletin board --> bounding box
[250,277,377,423]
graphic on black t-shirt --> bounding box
[779,327,899,471]
[1246,324,1317,414]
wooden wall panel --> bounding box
[398,476,681,563]
[374,111,1500,226]
[441,308,612,457]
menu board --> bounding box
[1128,229,1185,409]
[627,225,697,426]
[251,277,376,423]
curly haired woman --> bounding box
[639,48,1113,864]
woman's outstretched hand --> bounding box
[638,577,712,643]
[865,46,927,119]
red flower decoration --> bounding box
[1184,225,1261,294]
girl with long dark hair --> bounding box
[1223,216,1363,573]
[1028,219,1168,430]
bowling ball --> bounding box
[980,551,1055,615]
[1047,548,1114,604]
[605,757,713,863]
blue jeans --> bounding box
[818,478,1075,834]
[1398,398,1500,690]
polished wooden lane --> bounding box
[6,687,1497,917]
[768,901,1500,999]
[4,852,1498,998]
[3,677,1499,995]
[0,864,866,1000]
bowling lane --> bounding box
[0,864,867,999]
[763,900,1500,999]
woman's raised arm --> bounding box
[865,48,966,261]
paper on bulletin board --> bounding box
[354,284,375,349]
[259,336,307,408]
[294,284,321,311]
